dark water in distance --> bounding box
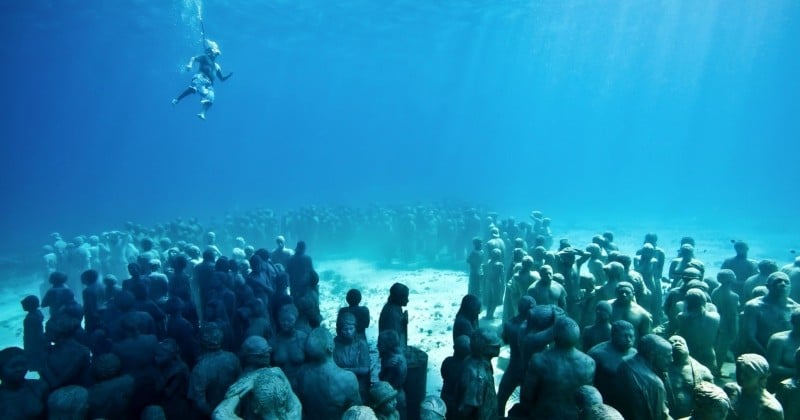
[1,0,799,255]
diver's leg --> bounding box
[172,87,196,104]
[197,87,215,120]
[197,100,212,120]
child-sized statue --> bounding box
[369,381,400,420]
[455,327,501,419]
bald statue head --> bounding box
[767,271,791,299]
[638,334,673,373]
[717,269,736,285]
[615,281,635,304]
[610,321,635,352]
[553,317,580,349]
[306,328,335,362]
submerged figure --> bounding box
[172,39,233,120]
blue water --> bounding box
[2,0,799,255]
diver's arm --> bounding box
[216,64,233,81]
[185,56,197,71]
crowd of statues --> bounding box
[2,205,800,419]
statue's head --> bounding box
[369,381,398,414]
[470,327,502,359]
[766,271,791,299]
[638,334,672,373]
[595,300,612,322]
[668,335,689,363]
[420,395,447,420]
[758,259,779,275]
[538,264,554,281]
[735,353,770,393]
[717,269,736,285]
[615,282,635,304]
[336,311,357,340]
[0,346,27,384]
[240,335,272,368]
[605,262,625,281]
[553,317,580,349]
[610,321,635,351]
[692,381,730,419]
[306,327,334,362]
[91,353,122,381]
[388,283,409,306]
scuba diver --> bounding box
[172,39,233,120]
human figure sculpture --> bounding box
[378,330,408,420]
[41,271,75,318]
[441,335,470,418]
[334,311,371,401]
[668,244,705,286]
[781,256,800,303]
[587,320,637,409]
[40,316,91,389]
[454,327,501,420]
[466,238,485,297]
[269,304,308,390]
[521,316,595,419]
[519,304,559,372]
[502,255,539,324]
[338,288,371,340]
[271,235,295,268]
[721,241,758,299]
[213,336,301,420]
[482,248,505,319]
[287,241,317,302]
[665,335,714,418]
[608,281,652,342]
[635,243,663,323]
[188,323,242,417]
[496,296,535,416]
[675,289,720,373]
[615,334,674,420]
[47,385,89,420]
[775,348,800,420]
[711,269,739,375]
[740,271,799,355]
[0,346,48,420]
[20,295,46,373]
[81,269,105,334]
[370,381,401,420]
[724,353,783,420]
[582,301,613,351]
[765,307,800,391]
[379,283,410,349]
[154,338,191,420]
[87,353,135,419]
[743,260,780,304]
[574,385,624,420]
[586,244,609,286]
[453,294,481,342]
[528,264,567,309]
[682,381,730,420]
[297,327,362,419]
